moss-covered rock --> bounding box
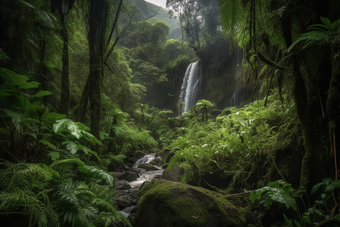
[150,157,162,166]
[134,180,254,227]
[161,148,174,163]
[137,163,159,171]
[161,165,183,182]
[130,150,148,164]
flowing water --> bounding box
[179,61,202,114]
[133,153,157,168]
[230,90,239,107]
[229,46,244,107]
[130,153,163,189]
[118,154,164,217]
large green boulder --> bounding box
[134,180,255,227]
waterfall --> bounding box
[179,61,202,114]
[229,47,243,107]
[230,90,239,107]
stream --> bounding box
[114,153,164,219]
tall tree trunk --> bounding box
[88,0,109,142]
[281,14,323,190]
[58,17,70,115]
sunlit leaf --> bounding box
[32,91,52,97]
[62,140,78,154]
[48,151,60,161]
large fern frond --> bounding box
[77,166,114,187]
[50,157,85,172]
[0,160,58,191]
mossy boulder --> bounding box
[137,163,159,171]
[161,165,183,182]
[161,148,174,163]
[134,180,255,227]
[149,157,162,166]
[130,150,148,164]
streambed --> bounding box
[114,153,164,219]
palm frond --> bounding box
[219,0,246,36]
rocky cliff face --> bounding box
[199,39,252,110]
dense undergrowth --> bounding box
[1,66,339,226]
[0,68,161,226]
[162,89,299,191]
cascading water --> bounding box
[230,90,239,107]
[118,153,164,218]
[133,153,157,168]
[229,47,243,107]
[129,154,163,189]
[179,61,202,114]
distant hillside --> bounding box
[130,0,181,39]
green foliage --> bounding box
[0,160,60,227]
[53,118,103,145]
[0,159,126,227]
[250,180,297,211]
[0,67,66,161]
[166,92,298,188]
[311,178,340,207]
[288,17,340,72]
[77,166,114,187]
[219,0,246,36]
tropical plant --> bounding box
[250,180,297,211]
[191,99,216,123]
[0,67,64,162]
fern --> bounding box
[0,161,60,227]
[77,166,114,187]
[50,157,85,172]
[107,154,126,167]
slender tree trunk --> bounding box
[39,40,48,91]
[107,115,117,154]
[58,17,70,115]
[180,16,184,55]
[326,52,340,179]
[75,75,90,122]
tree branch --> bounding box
[257,52,285,70]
